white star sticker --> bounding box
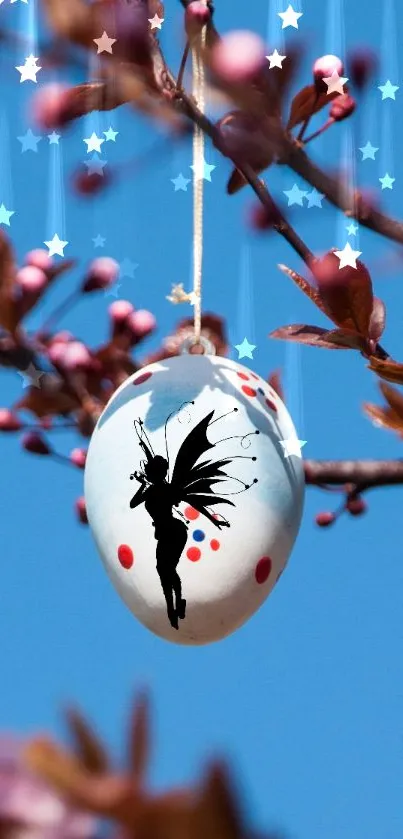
[44,233,68,257]
[266,49,286,69]
[334,242,362,269]
[323,70,349,95]
[16,56,42,83]
[83,132,105,153]
[280,438,307,458]
[148,14,164,29]
[93,31,117,54]
[278,5,303,29]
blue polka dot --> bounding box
[257,387,264,395]
[193,529,205,542]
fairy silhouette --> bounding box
[129,402,258,630]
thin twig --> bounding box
[304,459,403,490]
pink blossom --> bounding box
[211,31,266,84]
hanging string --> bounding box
[191,17,207,344]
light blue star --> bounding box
[359,141,378,160]
[171,173,191,192]
[379,173,395,190]
[0,203,15,226]
[119,258,139,279]
[104,126,119,142]
[234,337,256,360]
[48,131,60,144]
[84,154,107,176]
[104,283,121,298]
[92,234,105,248]
[190,157,216,182]
[306,188,325,208]
[378,80,399,100]
[18,128,41,152]
[346,222,358,236]
[283,184,308,206]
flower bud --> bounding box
[315,511,335,527]
[25,249,53,272]
[15,265,48,294]
[108,300,135,323]
[49,340,92,372]
[330,93,356,122]
[210,31,266,84]
[313,54,344,92]
[75,497,88,524]
[31,82,72,130]
[70,448,87,469]
[185,1,211,39]
[73,169,113,197]
[347,48,377,90]
[128,309,156,340]
[248,201,282,231]
[22,432,50,455]
[346,496,367,516]
[82,257,120,293]
[0,409,22,432]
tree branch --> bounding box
[304,459,403,491]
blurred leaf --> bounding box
[270,323,351,349]
[16,381,78,418]
[311,255,374,335]
[368,296,386,342]
[367,356,403,384]
[379,380,403,415]
[277,264,328,313]
[65,707,109,774]
[287,84,340,129]
[268,370,283,401]
[191,762,244,839]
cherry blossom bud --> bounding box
[330,94,356,122]
[128,309,156,339]
[70,448,87,469]
[50,331,73,346]
[25,249,53,272]
[22,432,50,455]
[0,409,22,432]
[73,169,113,197]
[313,54,344,92]
[346,497,367,516]
[347,48,377,90]
[49,340,92,372]
[248,201,282,231]
[108,300,134,323]
[15,265,48,294]
[315,511,335,527]
[82,257,120,293]
[31,82,72,130]
[210,31,266,84]
[185,1,211,39]
[75,497,88,525]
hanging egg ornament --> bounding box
[84,351,305,645]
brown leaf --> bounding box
[0,230,19,333]
[65,706,109,774]
[128,692,150,782]
[270,323,351,349]
[367,356,403,385]
[310,252,374,336]
[268,370,283,401]
[379,381,403,417]
[277,264,328,313]
[368,296,386,343]
[287,84,340,130]
[321,328,368,351]
[362,402,403,436]
[191,762,244,839]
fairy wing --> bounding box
[170,410,236,514]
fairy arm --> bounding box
[130,475,148,509]
[200,507,230,529]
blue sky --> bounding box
[1,1,403,838]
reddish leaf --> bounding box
[321,328,368,351]
[128,692,150,782]
[310,251,374,336]
[368,296,386,342]
[65,707,109,774]
[270,323,351,349]
[367,356,403,385]
[362,401,403,436]
[287,84,341,130]
[379,380,403,417]
[16,380,78,418]
[268,369,283,401]
[277,264,327,313]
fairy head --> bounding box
[144,454,169,484]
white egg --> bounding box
[84,354,304,645]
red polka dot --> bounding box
[133,371,152,386]
[187,546,201,561]
[237,372,249,381]
[242,385,257,397]
[185,506,199,520]
[255,556,272,584]
[266,398,277,412]
[118,544,134,569]
[210,539,220,551]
